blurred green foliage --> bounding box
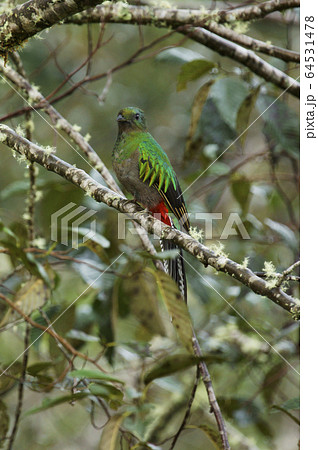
[0,1,299,449]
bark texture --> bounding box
[0,0,103,55]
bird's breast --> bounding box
[112,149,161,209]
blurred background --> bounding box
[0,1,299,449]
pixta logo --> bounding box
[117,212,250,240]
[51,202,97,249]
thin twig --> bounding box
[9,51,36,244]
[276,260,300,287]
[192,334,230,449]
[169,365,200,450]
[0,293,107,373]
[254,272,300,283]
[7,324,30,450]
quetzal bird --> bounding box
[112,107,190,301]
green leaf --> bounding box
[208,161,230,176]
[69,369,124,385]
[88,383,124,409]
[29,374,55,392]
[0,179,30,200]
[24,392,89,416]
[76,260,113,291]
[186,80,215,156]
[262,363,287,405]
[264,218,297,250]
[0,277,49,327]
[137,249,179,261]
[271,401,300,425]
[0,179,46,201]
[197,98,237,150]
[177,59,215,91]
[98,413,131,450]
[66,329,100,342]
[0,362,22,395]
[27,361,55,377]
[236,85,261,146]
[281,397,300,410]
[0,221,18,242]
[187,424,223,449]
[156,47,204,64]
[218,396,273,437]
[150,269,194,353]
[114,266,166,338]
[231,174,251,214]
[77,227,110,248]
[30,305,61,344]
[209,78,249,130]
[144,354,214,385]
[257,94,300,157]
[25,252,52,287]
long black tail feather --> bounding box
[160,238,187,303]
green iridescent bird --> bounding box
[112,106,190,300]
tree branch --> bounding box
[177,26,299,97]
[0,125,300,319]
[216,0,300,23]
[0,0,104,56]
[66,2,299,63]
[65,4,300,97]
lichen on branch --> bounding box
[0,0,103,56]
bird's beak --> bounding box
[116,113,125,122]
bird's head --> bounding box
[116,107,147,132]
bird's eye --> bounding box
[135,113,140,120]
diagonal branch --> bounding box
[66,2,300,63]
[65,4,299,97]
[216,0,300,23]
[0,125,300,319]
[179,26,299,97]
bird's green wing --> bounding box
[138,133,190,231]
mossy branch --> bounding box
[0,124,300,319]
[0,0,103,56]
[0,1,300,96]
[65,3,299,97]
[66,2,300,63]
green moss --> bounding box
[115,1,132,21]
[0,131,7,142]
[240,256,249,269]
[189,226,204,242]
[209,241,228,259]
